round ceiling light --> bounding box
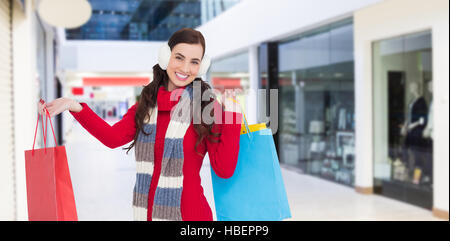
[38,0,92,29]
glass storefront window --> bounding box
[373,31,433,209]
[278,19,355,186]
[208,51,249,112]
[257,44,268,124]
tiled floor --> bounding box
[65,121,443,221]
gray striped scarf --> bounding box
[133,85,193,221]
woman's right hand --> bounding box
[38,97,82,117]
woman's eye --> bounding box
[176,56,198,65]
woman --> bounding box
[39,28,243,221]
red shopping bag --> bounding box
[24,108,78,221]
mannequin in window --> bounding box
[422,80,433,185]
[400,81,428,181]
[423,81,433,140]
[338,107,346,130]
[330,100,342,130]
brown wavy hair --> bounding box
[124,28,220,156]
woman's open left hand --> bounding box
[40,97,73,118]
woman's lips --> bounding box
[175,72,189,81]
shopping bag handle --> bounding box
[32,111,46,155]
[45,108,57,145]
[32,101,57,155]
[217,97,252,140]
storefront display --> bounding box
[373,30,433,209]
[277,19,355,186]
[83,100,128,120]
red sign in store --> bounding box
[83,77,150,86]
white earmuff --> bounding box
[158,42,211,78]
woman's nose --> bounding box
[182,62,190,74]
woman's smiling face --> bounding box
[166,43,204,91]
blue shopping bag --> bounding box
[210,119,292,221]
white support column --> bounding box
[13,0,39,220]
[432,7,449,216]
[353,36,374,191]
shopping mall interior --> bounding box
[0,0,448,221]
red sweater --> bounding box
[69,85,242,221]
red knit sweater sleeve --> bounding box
[69,102,138,149]
[206,101,243,179]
